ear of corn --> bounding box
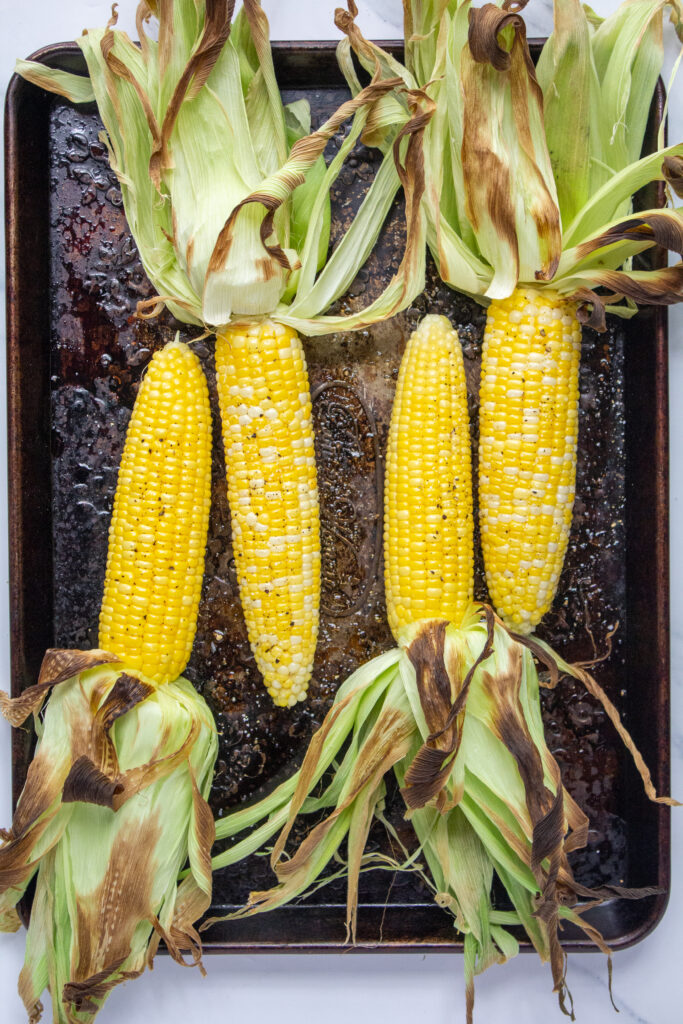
[3,658,217,1024]
[1,340,217,1023]
[215,321,320,706]
[478,288,581,633]
[384,314,473,637]
[99,339,212,682]
[14,663,216,1024]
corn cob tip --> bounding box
[266,677,311,708]
[415,313,456,332]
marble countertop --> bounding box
[1,2,681,1022]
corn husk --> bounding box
[0,649,217,1024]
[17,0,430,335]
[208,605,664,1022]
[335,0,683,322]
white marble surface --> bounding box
[0,1,682,1022]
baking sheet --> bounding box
[5,41,671,951]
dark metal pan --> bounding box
[5,40,670,952]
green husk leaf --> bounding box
[495,860,550,960]
[404,0,454,86]
[563,143,683,247]
[591,1,670,169]
[209,650,401,866]
[281,91,332,271]
[234,673,414,928]
[239,0,289,174]
[535,0,603,224]
[441,3,481,258]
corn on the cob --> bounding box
[1,339,218,1024]
[384,314,474,636]
[98,339,212,683]
[478,287,581,634]
[215,321,320,707]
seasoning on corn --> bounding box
[99,339,212,682]
[19,0,430,705]
[479,289,581,633]
[0,339,218,1024]
[216,322,320,706]
[384,313,473,635]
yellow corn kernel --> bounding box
[384,315,474,637]
[98,340,212,683]
[479,286,581,633]
[215,321,320,708]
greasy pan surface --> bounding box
[5,41,670,951]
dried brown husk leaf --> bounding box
[402,611,495,809]
[574,264,683,308]
[461,8,561,296]
[148,0,236,187]
[0,649,119,726]
[663,153,683,197]
[523,633,680,809]
[573,208,683,263]
[468,1,532,72]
